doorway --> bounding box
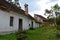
[31,21,33,28]
[19,19,22,30]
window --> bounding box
[29,24,30,26]
[10,16,14,26]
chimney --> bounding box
[24,4,28,14]
[14,0,21,8]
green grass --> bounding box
[0,33,17,40]
[26,26,58,40]
[0,26,60,40]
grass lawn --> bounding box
[0,26,60,40]
[26,26,58,40]
[0,33,17,40]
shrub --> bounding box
[57,25,60,30]
[15,31,27,40]
[29,27,35,30]
[56,31,60,38]
[56,16,60,25]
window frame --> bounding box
[10,16,14,27]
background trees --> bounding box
[44,4,60,26]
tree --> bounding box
[45,4,60,26]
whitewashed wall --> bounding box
[0,10,31,32]
[33,20,40,28]
[27,18,33,29]
[0,9,41,33]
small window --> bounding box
[10,16,14,26]
[29,24,30,26]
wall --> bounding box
[0,9,41,33]
[33,21,40,28]
[0,10,30,32]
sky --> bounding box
[19,0,60,18]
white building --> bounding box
[0,0,40,34]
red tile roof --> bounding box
[34,14,46,19]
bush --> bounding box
[57,25,60,30]
[56,16,60,25]
[56,31,60,38]
[29,27,35,30]
[16,31,27,40]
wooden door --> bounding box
[19,19,22,30]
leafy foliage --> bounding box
[56,16,60,25]
[45,4,60,26]
[47,18,55,24]
[45,4,60,18]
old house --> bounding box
[0,0,40,34]
[34,14,48,26]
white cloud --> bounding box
[37,0,58,10]
[29,10,47,18]
[29,0,60,18]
